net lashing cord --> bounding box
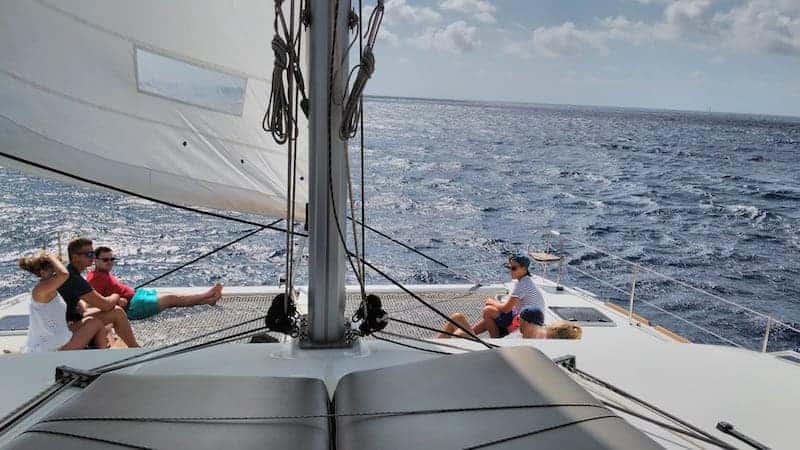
[339,0,384,140]
[263,0,308,143]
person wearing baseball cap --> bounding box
[438,253,546,338]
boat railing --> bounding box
[541,230,800,353]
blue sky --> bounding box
[362,0,800,117]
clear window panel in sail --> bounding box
[135,48,246,116]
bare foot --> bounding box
[203,283,223,305]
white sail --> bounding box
[0,0,308,220]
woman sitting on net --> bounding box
[18,252,107,352]
[438,254,546,338]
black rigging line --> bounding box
[464,415,620,450]
[90,315,269,372]
[373,335,452,355]
[347,216,480,285]
[352,253,493,349]
[601,402,736,449]
[135,225,273,289]
[23,429,153,450]
[37,403,606,424]
[567,366,729,447]
[96,326,270,374]
[0,379,77,435]
[388,317,499,347]
[0,151,303,236]
[326,0,368,301]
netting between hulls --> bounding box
[130,291,497,347]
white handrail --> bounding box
[553,230,800,336]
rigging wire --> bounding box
[0,379,78,435]
[95,326,270,374]
[36,403,608,424]
[0,151,301,236]
[351,253,493,349]
[135,225,272,289]
[464,415,621,450]
[375,330,476,353]
[347,216,483,287]
[373,335,452,355]
[387,317,499,347]
[326,0,369,307]
[600,402,736,449]
[358,0,367,297]
[565,365,732,448]
[90,315,270,372]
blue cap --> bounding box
[506,254,530,269]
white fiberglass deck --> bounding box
[1,278,798,448]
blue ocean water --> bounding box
[2,97,799,351]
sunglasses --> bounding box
[98,257,117,263]
[79,251,95,258]
[508,265,521,271]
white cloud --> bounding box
[411,20,479,53]
[440,0,496,24]
[519,0,800,58]
[716,0,800,56]
[384,0,441,25]
[531,22,607,58]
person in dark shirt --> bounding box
[58,237,139,348]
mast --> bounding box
[307,0,350,344]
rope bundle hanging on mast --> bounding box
[263,0,309,144]
[340,0,384,140]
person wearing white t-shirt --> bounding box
[438,254,546,338]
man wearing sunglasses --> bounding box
[87,246,222,321]
[57,238,139,348]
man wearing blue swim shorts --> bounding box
[87,247,222,320]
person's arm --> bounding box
[497,296,519,313]
[79,290,118,312]
[31,254,69,303]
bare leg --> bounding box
[437,313,473,338]
[157,284,222,311]
[61,317,106,351]
[481,306,502,338]
[87,306,140,348]
[91,324,114,349]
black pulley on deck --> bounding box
[265,293,298,335]
[352,294,388,335]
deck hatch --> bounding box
[0,314,28,332]
[550,307,616,327]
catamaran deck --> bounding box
[2,277,799,448]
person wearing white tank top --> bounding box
[18,252,105,352]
